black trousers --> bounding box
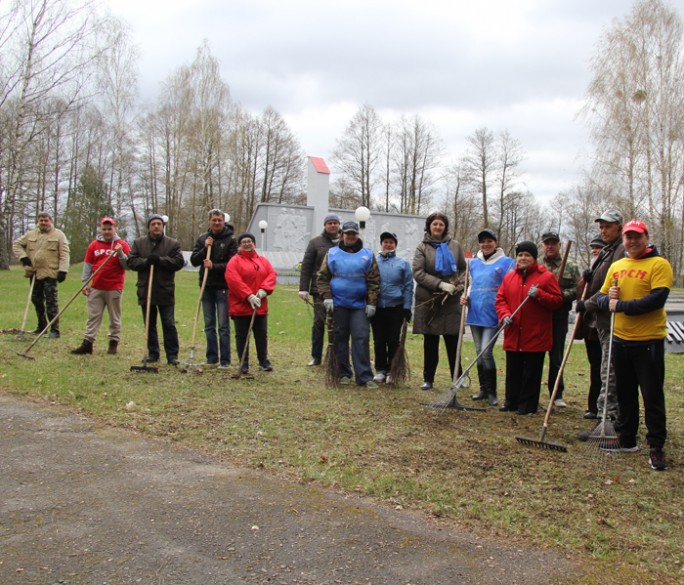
[547,312,568,398]
[584,334,603,414]
[370,306,403,373]
[310,295,326,361]
[505,351,545,414]
[233,314,269,370]
[612,338,667,449]
[141,304,179,362]
[422,334,459,383]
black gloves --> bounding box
[21,257,32,267]
[575,300,586,313]
[57,271,67,283]
[147,254,160,266]
[582,269,593,284]
[404,309,412,322]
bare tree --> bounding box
[461,127,496,226]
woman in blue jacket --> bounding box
[460,228,515,405]
[371,232,414,383]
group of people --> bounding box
[13,206,673,470]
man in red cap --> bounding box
[71,217,130,355]
[596,219,673,470]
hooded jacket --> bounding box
[495,261,563,352]
[376,251,413,309]
[190,224,238,289]
[127,234,185,305]
[225,250,277,317]
[465,248,516,328]
[13,225,70,280]
[81,233,130,290]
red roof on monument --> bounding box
[308,156,330,174]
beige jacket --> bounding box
[13,227,70,280]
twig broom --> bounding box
[387,319,410,387]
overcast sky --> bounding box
[105,0,659,204]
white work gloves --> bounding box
[365,305,376,318]
[502,316,513,328]
[298,291,309,301]
[324,299,334,313]
[527,285,539,298]
[438,281,457,295]
[257,288,268,299]
[247,294,261,309]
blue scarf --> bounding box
[432,242,457,276]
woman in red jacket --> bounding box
[225,233,277,374]
[495,241,563,415]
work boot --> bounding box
[485,368,498,406]
[471,365,488,400]
[71,339,93,354]
[107,340,118,354]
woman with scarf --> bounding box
[412,212,467,390]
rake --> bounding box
[516,282,589,453]
[17,246,122,360]
[183,244,212,371]
[423,261,485,411]
[587,282,620,450]
[15,274,36,341]
[130,264,159,373]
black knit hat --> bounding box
[515,240,538,258]
[237,232,256,244]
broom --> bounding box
[387,318,410,387]
[587,279,620,450]
[324,312,340,387]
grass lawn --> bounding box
[1,266,683,584]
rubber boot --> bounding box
[107,340,118,355]
[471,365,488,400]
[71,339,93,355]
[485,369,498,406]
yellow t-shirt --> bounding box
[601,255,673,340]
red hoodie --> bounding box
[495,261,563,352]
[225,250,277,317]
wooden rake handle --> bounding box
[190,244,212,348]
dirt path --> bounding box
[0,394,583,585]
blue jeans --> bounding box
[141,304,179,362]
[333,306,373,384]
[470,325,497,370]
[202,288,231,365]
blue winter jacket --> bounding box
[466,248,516,327]
[328,246,374,309]
[377,251,414,309]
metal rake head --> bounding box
[516,436,568,452]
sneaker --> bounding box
[373,372,386,383]
[583,410,598,419]
[576,430,592,442]
[218,363,231,370]
[203,361,219,368]
[420,381,433,391]
[554,399,567,408]
[167,358,180,366]
[259,362,273,372]
[385,375,393,384]
[339,376,352,386]
[364,381,379,389]
[649,448,667,471]
[46,331,61,339]
[307,358,322,366]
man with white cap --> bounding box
[298,213,341,366]
[595,219,672,470]
[578,209,625,433]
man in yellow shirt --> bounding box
[596,220,672,470]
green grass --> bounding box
[1,266,683,584]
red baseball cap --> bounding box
[101,217,117,226]
[622,219,648,234]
